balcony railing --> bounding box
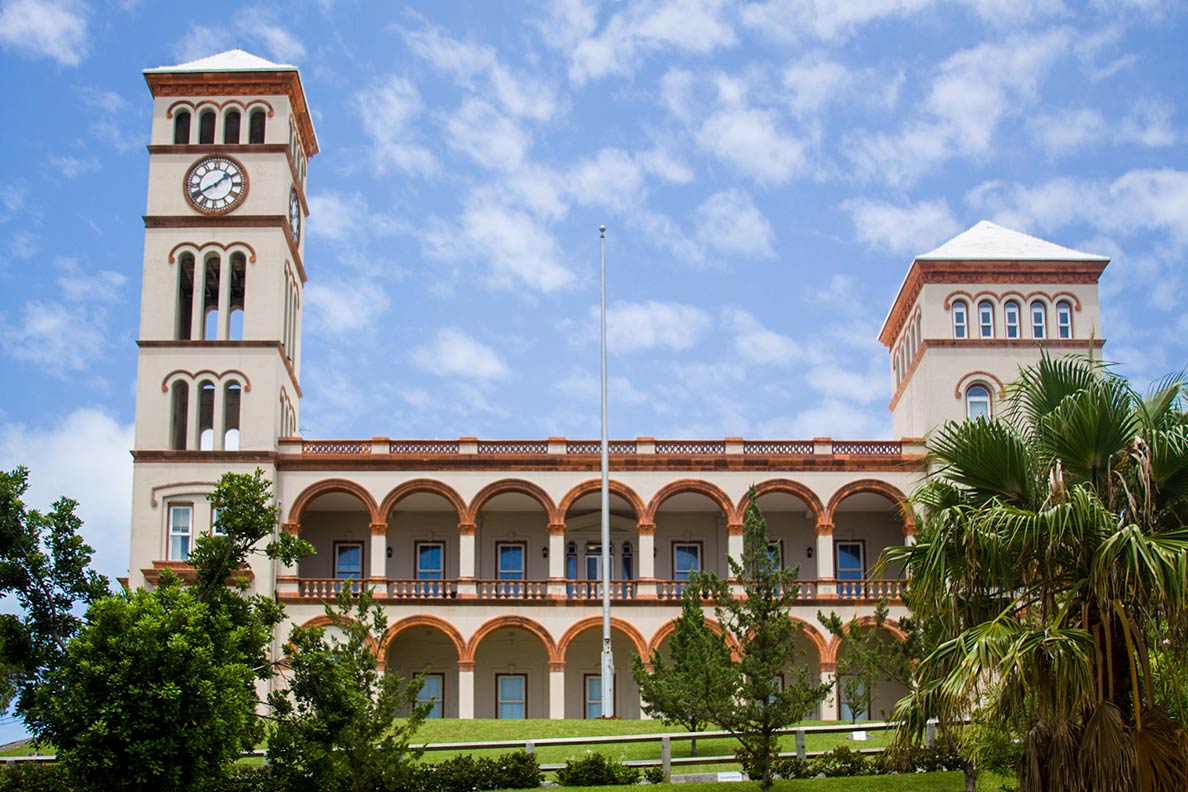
[285,578,905,603]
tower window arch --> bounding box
[223,109,241,144]
[952,301,968,339]
[198,109,216,144]
[1056,301,1073,339]
[1031,301,1047,339]
[228,251,247,340]
[978,300,994,338]
[176,252,195,340]
[201,253,221,340]
[223,381,242,450]
[173,111,191,144]
[169,380,189,450]
[249,109,266,144]
[966,384,992,420]
[197,380,216,450]
[1004,300,1021,339]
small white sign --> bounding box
[717,771,744,782]
[850,730,868,741]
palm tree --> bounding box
[888,355,1188,792]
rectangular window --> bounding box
[839,676,869,721]
[497,674,526,719]
[1005,304,1020,339]
[416,542,444,580]
[1032,304,1046,339]
[585,674,602,720]
[334,541,363,580]
[620,544,633,581]
[496,542,526,580]
[673,543,702,581]
[835,542,865,597]
[767,540,783,569]
[979,303,993,337]
[211,506,225,536]
[168,505,193,561]
[419,673,444,719]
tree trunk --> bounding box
[961,758,977,792]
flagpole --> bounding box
[599,224,614,718]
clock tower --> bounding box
[128,50,316,588]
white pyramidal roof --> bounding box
[916,220,1108,262]
[144,49,295,74]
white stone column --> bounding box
[726,523,744,579]
[549,667,565,719]
[369,523,387,581]
[548,525,565,578]
[186,382,201,450]
[820,666,838,721]
[459,524,476,578]
[216,255,231,340]
[190,254,206,340]
[815,523,836,597]
[458,665,475,719]
[638,524,655,578]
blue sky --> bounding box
[0,0,1186,706]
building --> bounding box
[127,51,1109,722]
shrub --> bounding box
[555,753,639,786]
[814,745,867,777]
[416,752,541,792]
[642,766,665,784]
[771,756,813,779]
[0,763,71,792]
[194,766,277,792]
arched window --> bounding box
[173,111,191,144]
[176,253,195,340]
[228,251,246,340]
[198,110,216,144]
[249,109,266,144]
[223,110,241,144]
[966,384,992,420]
[1031,301,1047,339]
[978,300,994,338]
[1004,301,1020,339]
[223,382,242,450]
[170,381,189,450]
[1056,301,1073,339]
[197,380,215,450]
[952,301,968,339]
[202,254,221,340]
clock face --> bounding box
[289,187,301,245]
[184,156,248,214]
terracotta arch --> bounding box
[465,615,558,664]
[465,479,558,524]
[379,479,466,522]
[557,479,646,521]
[824,479,914,534]
[953,370,1006,399]
[824,616,908,665]
[645,479,737,524]
[557,616,648,661]
[738,479,825,524]
[647,616,740,657]
[380,614,466,659]
[298,613,378,655]
[287,478,380,525]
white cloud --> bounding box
[554,369,649,405]
[804,363,885,404]
[236,7,305,63]
[638,146,695,184]
[0,0,88,66]
[1,300,107,373]
[694,189,775,259]
[758,400,888,439]
[697,106,808,185]
[354,75,436,175]
[1027,107,1107,155]
[55,257,125,302]
[0,408,134,582]
[567,148,647,211]
[172,24,230,64]
[411,327,509,380]
[603,301,712,353]
[306,191,404,241]
[782,55,852,115]
[305,278,391,336]
[723,307,803,366]
[564,0,737,83]
[1118,98,1180,147]
[48,153,99,177]
[843,198,962,256]
[445,99,530,170]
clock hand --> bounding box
[203,172,230,193]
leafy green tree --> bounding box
[631,584,734,754]
[820,601,914,723]
[700,485,831,791]
[29,469,310,792]
[888,356,1188,792]
[268,585,429,792]
[0,467,109,719]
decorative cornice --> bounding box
[144,70,319,156]
[143,216,305,283]
[136,339,302,398]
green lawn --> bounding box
[559,774,1010,792]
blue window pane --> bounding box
[336,544,362,579]
[674,545,700,580]
[498,675,525,719]
[419,675,443,719]
[500,702,525,719]
[566,555,577,578]
[586,677,602,720]
[586,555,601,580]
[498,545,524,580]
[836,544,863,580]
[417,544,443,580]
